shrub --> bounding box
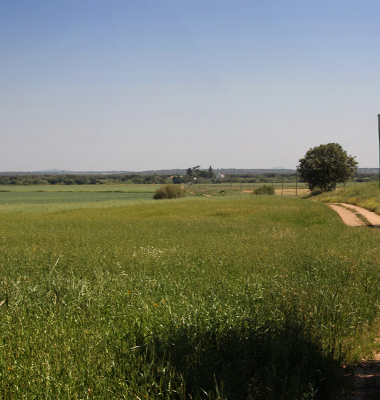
[254,185,275,195]
[310,188,324,197]
[153,184,185,200]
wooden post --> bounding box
[282,177,284,196]
[296,170,298,197]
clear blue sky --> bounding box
[1,0,379,171]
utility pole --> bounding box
[378,114,380,189]
[281,176,284,196]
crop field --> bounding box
[1,191,380,399]
[0,185,157,207]
[0,190,153,205]
[0,184,158,193]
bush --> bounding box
[310,188,325,197]
[153,184,185,200]
[254,185,275,195]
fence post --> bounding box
[282,177,284,196]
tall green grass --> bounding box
[318,181,380,214]
[1,195,380,398]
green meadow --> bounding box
[1,188,380,399]
[0,184,158,192]
[0,184,157,205]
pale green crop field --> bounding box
[0,184,157,192]
[1,194,380,399]
[0,191,153,205]
[0,184,158,206]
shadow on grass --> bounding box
[126,318,341,400]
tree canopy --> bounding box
[298,143,358,191]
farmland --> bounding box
[1,188,380,398]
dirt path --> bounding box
[328,203,380,228]
[328,204,380,398]
[338,354,380,400]
[328,204,366,227]
[337,204,380,228]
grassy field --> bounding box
[0,190,153,204]
[1,192,380,398]
[0,185,156,207]
[0,184,158,192]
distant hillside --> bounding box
[357,168,379,174]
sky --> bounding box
[1,0,379,171]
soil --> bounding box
[337,353,380,400]
[328,204,366,227]
[328,203,380,228]
[274,188,310,196]
[329,204,380,399]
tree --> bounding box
[208,166,215,179]
[298,143,358,191]
[172,175,185,184]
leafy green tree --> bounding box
[192,165,201,175]
[48,177,58,185]
[198,170,209,178]
[208,166,215,179]
[143,175,155,184]
[172,175,185,184]
[131,177,144,184]
[75,177,87,185]
[298,143,358,191]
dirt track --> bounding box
[328,203,380,228]
[329,204,380,399]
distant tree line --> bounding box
[0,171,376,186]
[0,174,172,186]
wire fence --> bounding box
[191,178,371,196]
